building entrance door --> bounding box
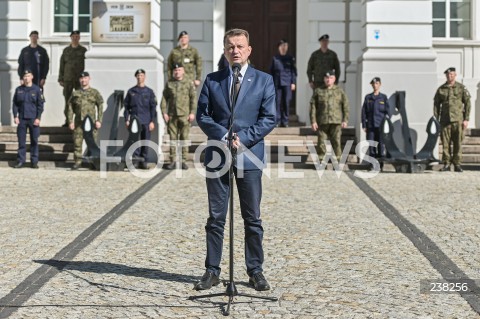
[226,0,296,73]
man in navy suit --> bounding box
[195,28,276,291]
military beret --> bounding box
[178,30,188,40]
[135,69,146,76]
[23,69,33,75]
[318,34,329,41]
[370,77,381,84]
[70,30,80,36]
[79,71,90,78]
[29,30,39,36]
[444,67,456,74]
[324,69,336,77]
[278,39,288,46]
[172,62,184,69]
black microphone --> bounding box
[232,63,241,77]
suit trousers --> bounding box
[17,118,40,164]
[204,167,264,277]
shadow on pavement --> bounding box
[34,259,199,284]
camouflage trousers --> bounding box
[73,125,98,164]
[63,81,81,122]
[441,121,464,165]
[316,124,342,162]
[168,116,190,162]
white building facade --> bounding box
[0,0,478,151]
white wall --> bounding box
[296,0,363,126]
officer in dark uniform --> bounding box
[18,31,50,90]
[269,39,297,127]
[12,69,45,168]
[361,77,391,165]
[124,68,158,169]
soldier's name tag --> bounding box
[184,58,191,63]
[380,101,384,104]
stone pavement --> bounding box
[0,164,479,318]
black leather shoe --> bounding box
[14,162,24,169]
[454,165,463,172]
[138,162,148,169]
[194,271,220,291]
[248,272,271,291]
[31,163,39,169]
[440,165,450,172]
[166,162,176,170]
[181,162,188,170]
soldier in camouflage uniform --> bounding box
[67,72,103,170]
[434,67,471,172]
[160,62,196,170]
[307,34,340,88]
[59,30,87,127]
[167,31,202,88]
[310,70,349,162]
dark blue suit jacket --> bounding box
[197,65,276,170]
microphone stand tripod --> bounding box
[189,67,278,315]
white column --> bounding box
[357,0,437,154]
[87,0,164,161]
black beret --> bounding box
[135,69,146,76]
[318,34,329,41]
[324,69,336,77]
[278,39,288,46]
[370,77,381,84]
[178,30,188,40]
[29,31,39,36]
[172,62,184,69]
[444,67,456,74]
[23,69,33,75]
[70,30,80,36]
[79,71,90,78]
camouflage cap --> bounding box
[324,69,336,77]
[444,67,456,74]
[79,71,90,78]
[29,30,39,36]
[135,69,146,76]
[70,30,80,36]
[23,69,33,75]
[370,77,381,84]
[318,34,329,41]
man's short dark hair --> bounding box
[223,29,250,46]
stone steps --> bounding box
[1,125,480,165]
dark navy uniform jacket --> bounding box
[361,92,390,129]
[12,84,44,119]
[269,54,297,87]
[18,45,50,86]
[124,86,157,125]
